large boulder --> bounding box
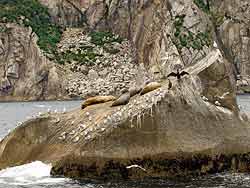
[0,49,249,180]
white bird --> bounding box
[218,92,230,99]
[202,96,209,101]
[126,165,147,172]
[213,41,218,48]
[73,136,80,143]
[62,107,66,113]
[215,101,221,106]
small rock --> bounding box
[88,69,99,80]
[73,136,80,143]
[80,65,88,75]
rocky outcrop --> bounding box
[39,0,87,27]
[208,0,250,93]
[0,46,247,179]
[0,23,68,101]
[59,28,139,98]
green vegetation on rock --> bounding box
[173,15,212,51]
[60,47,101,66]
[89,31,123,46]
[193,0,210,13]
[0,0,62,60]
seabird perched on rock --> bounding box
[167,69,189,80]
[215,100,221,106]
[111,89,130,107]
[213,41,218,48]
[62,107,66,113]
[202,96,209,101]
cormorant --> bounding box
[167,69,189,80]
[168,79,172,90]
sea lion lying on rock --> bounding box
[129,86,142,97]
[111,89,130,107]
[81,96,116,109]
[140,82,161,95]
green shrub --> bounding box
[193,0,210,13]
[89,31,123,46]
[173,14,212,51]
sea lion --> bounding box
[81,95,116,109]
[140,82,161,95]
[129,86,142,97]
[111,89,130,107]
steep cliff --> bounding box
[0,23,68,101]
[0,0,249,100]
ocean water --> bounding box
[0,96,249,188]
[0,100,80,140]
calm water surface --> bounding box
[0,96,249,188]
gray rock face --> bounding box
[209,0,250,92]
[0,23,68,101]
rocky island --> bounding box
[1,0,250,181]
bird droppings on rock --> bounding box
[69,130,76,135]
[73,136,80,143]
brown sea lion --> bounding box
[81,95,116,109]
[140,82,161,95]
[111,89,130,107]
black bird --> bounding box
[168,79,172,90]
[167,69,189,80]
